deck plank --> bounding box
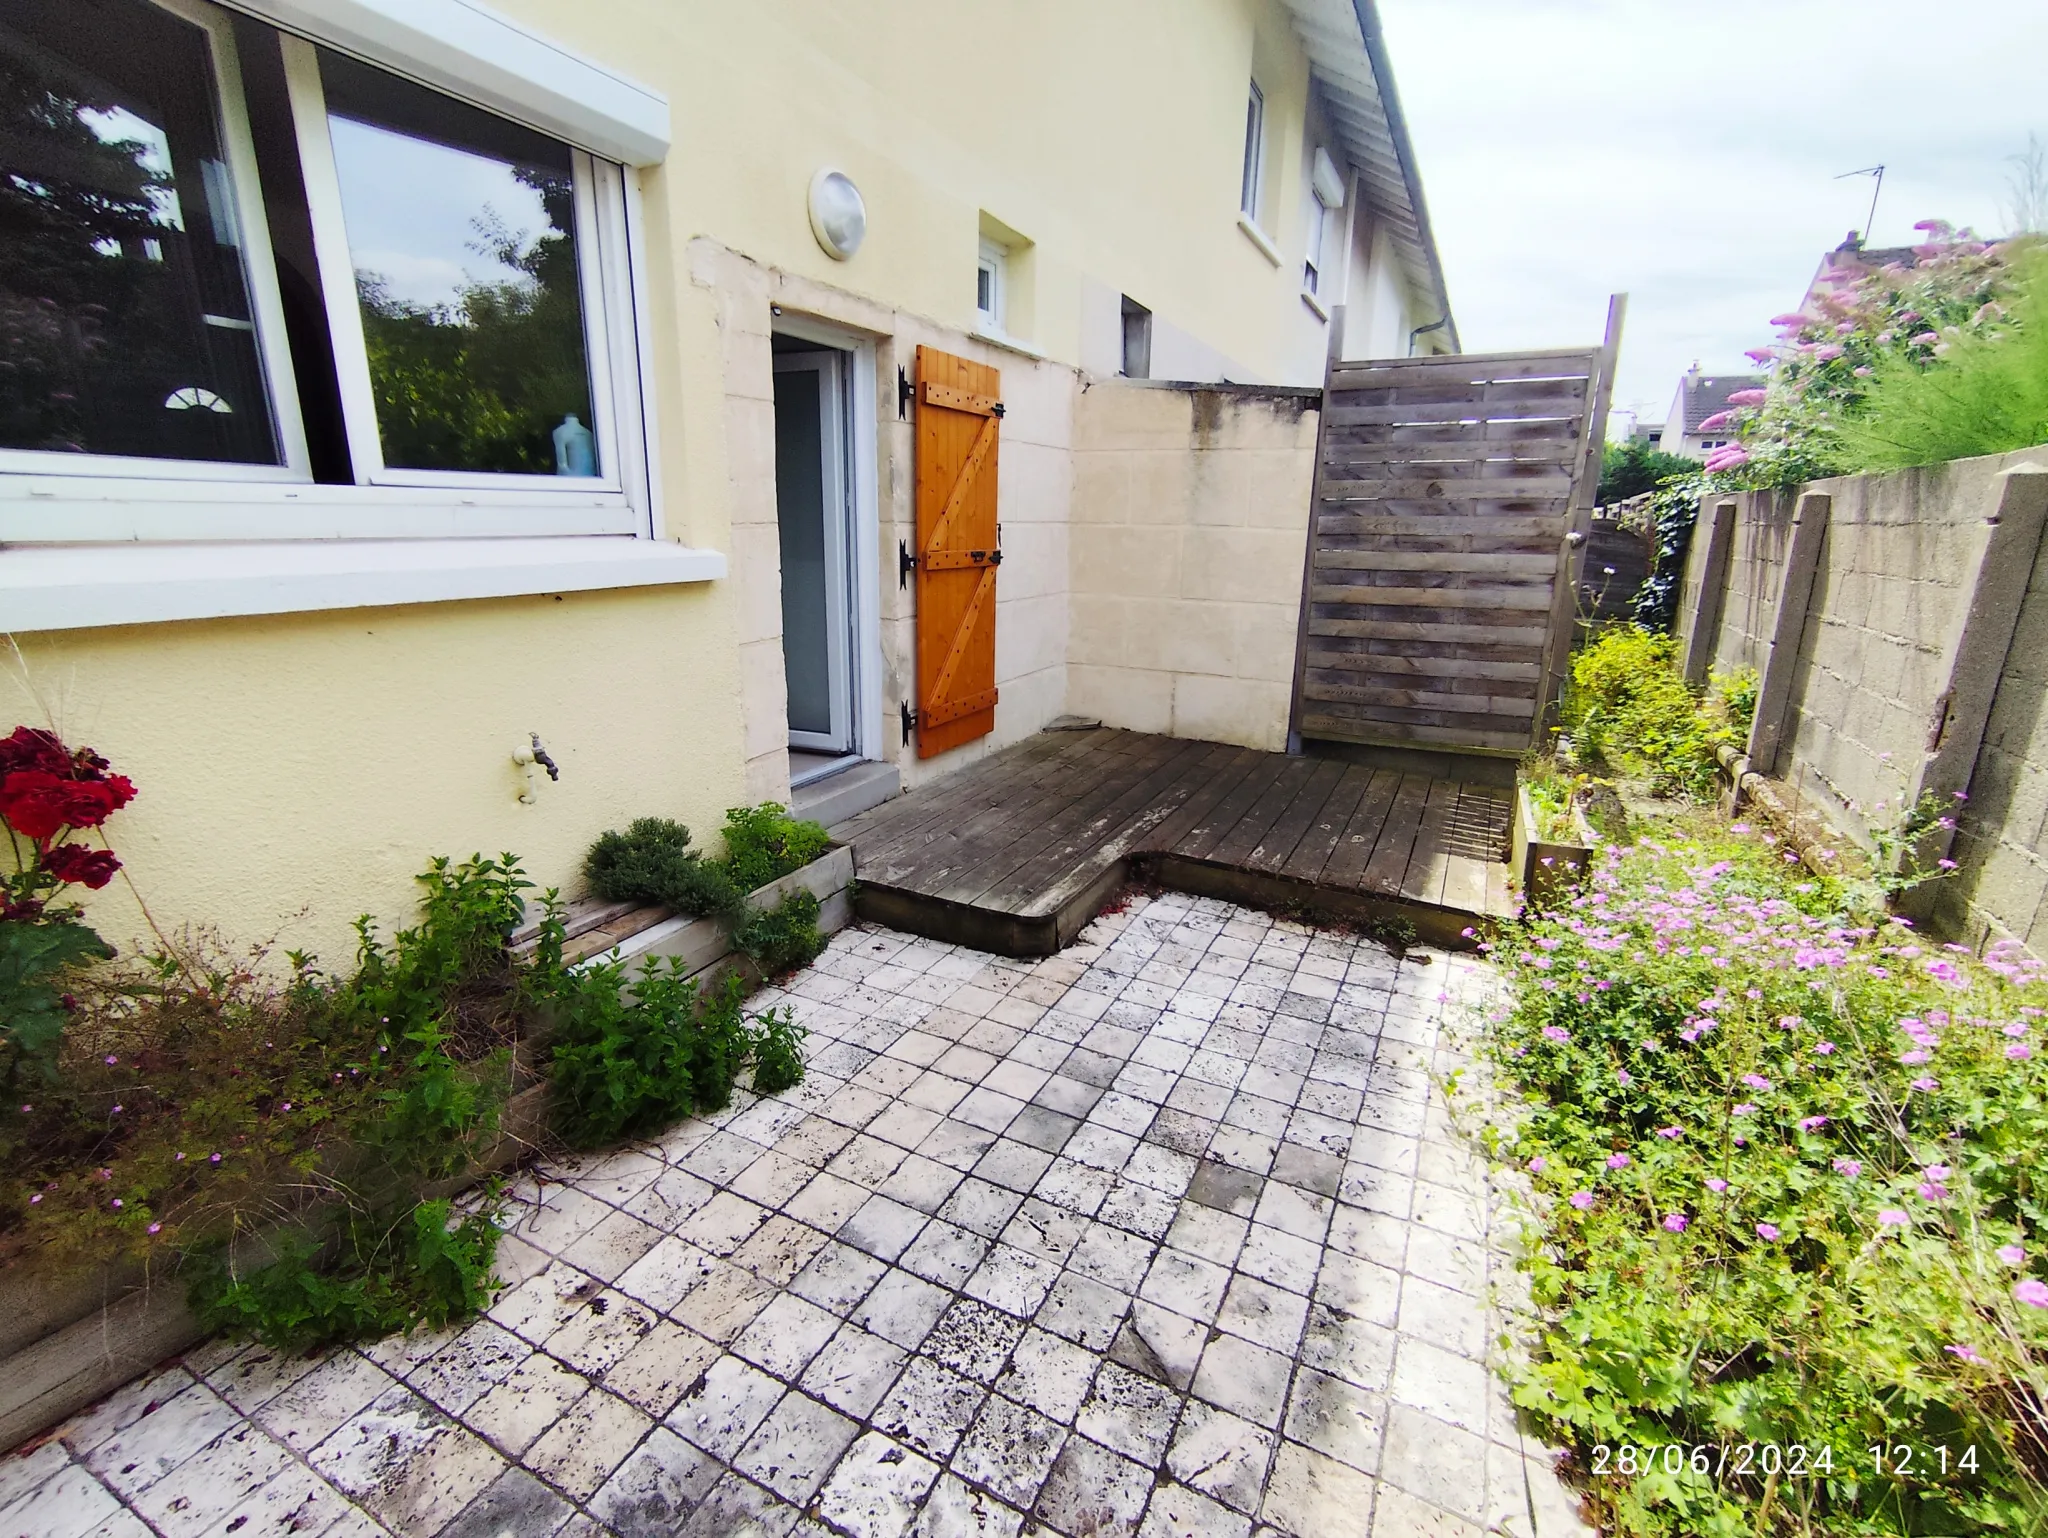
[1360,775,1433,895]
[1318,769,1401,892]
[1208,756,1326,868]
[1399,778,1460,906]
[1245,759,1350,875]
[1279,765,1375,887]
[1177,751,1295,862]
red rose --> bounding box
[42,843,121,889]
[0,771,70,841]
[0,727,70,778]
[0,770,135,839]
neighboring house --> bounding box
[1800,233,1921,316]
[1661,364,1767,460]
[0,0,1459,965]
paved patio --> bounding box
[3,894,1589,1538]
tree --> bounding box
[1597,439,1696,505]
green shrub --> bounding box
[188,1198,501,1356]
[1598,440,1699,506]
[1834,246,2048,470]
[1488,829,2048,1535]
[733,889,827,978]
[750,1005,807,1096]
[1561,627,1752,799]
[719,804,831,893]
[584,817,742,921]
[542,950,803,1149]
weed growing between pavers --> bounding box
[1484,826,2048,1535]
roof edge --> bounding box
[1349,0,1458,351]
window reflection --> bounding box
[0,0,279,464]
[319,50,597,477]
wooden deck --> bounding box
[833,728,1516,956]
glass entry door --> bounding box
[773,349,854,754]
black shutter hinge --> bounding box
[899,540,917,588]
[900,701,916,744]
[897,367,913,418]
[990,401,1006,417]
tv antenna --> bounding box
[1835,165,1886,244]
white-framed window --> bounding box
[1239,81,1265,220]
[0,0,655,544]
[975,238,1007,333]
[1303,147,1345,299]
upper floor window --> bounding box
[1239,81,1264,220]
[975,237,1007,333]
[0,0,649,537]
[1304,148,1345,297]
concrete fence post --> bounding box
[1903,463,2048,884]
[1679,498,1738,687]
[1745,491,1831,774]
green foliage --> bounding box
[719,804,831,894]
[1833,247,2048,470]
[542,952,803,1149]
[1562,628,1752,798]
[1599,441,1699,506]
[187,1198,501,1357]
[1631,473,1710,633]
[750,1005,808,1096]
[0,918,112,1071]
[1487,828,2048,1535]
[5,856,526,1355]
[733,890,827,978]
[584,817,743,921]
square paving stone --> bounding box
[801,1324,909,1419]
[735,1391,858,1503]
[923,1299,1027,1385]
[587,1427,720,1538]
[993,1327,1100,1424]
[811,1431,940,1538]
[1075,1361,1180,1464]
[874,1358,987,1461]
[950,1396,1067,1510]
[1167,1402,1276,1517]
[1186,1161,1263,1217]
[1033,1433,1153,1538]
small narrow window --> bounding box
[976,237,1006,332]
[1304,148,1344,298]
[1239,80,1264,219]
[1303,200,1326,295]
[1120,296,1152,379]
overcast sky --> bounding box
[1375,0,2048,436]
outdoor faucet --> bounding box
[512,733,560,803]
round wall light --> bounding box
[808,168,867,261]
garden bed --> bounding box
[0,845,854,1452]
[1484,819,2048,1534]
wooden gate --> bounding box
[1292,300,1622,755]
[912,345,1002,758]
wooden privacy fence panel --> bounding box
[1295,308,1620,755]
[913,345,1002,758]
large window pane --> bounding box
[0,0,280,464]
[319,50,597,477]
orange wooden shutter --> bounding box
[912,344,1001,758]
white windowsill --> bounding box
[1237,214,1283,267]
[1300,288,1329,322]
[971,325,1048,361]
[1,537,725,633]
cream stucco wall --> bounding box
[8,0,1440,962]
[14,587,745,968]
[1067,383,1319,752]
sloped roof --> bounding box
[1679,373,1767,433]
[1278,0,1457,349]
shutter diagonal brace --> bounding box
[924,413,999,560]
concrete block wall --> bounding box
[1674,444,2048,955]
[1067,382,1320,751]
[1777,458,2002,841]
